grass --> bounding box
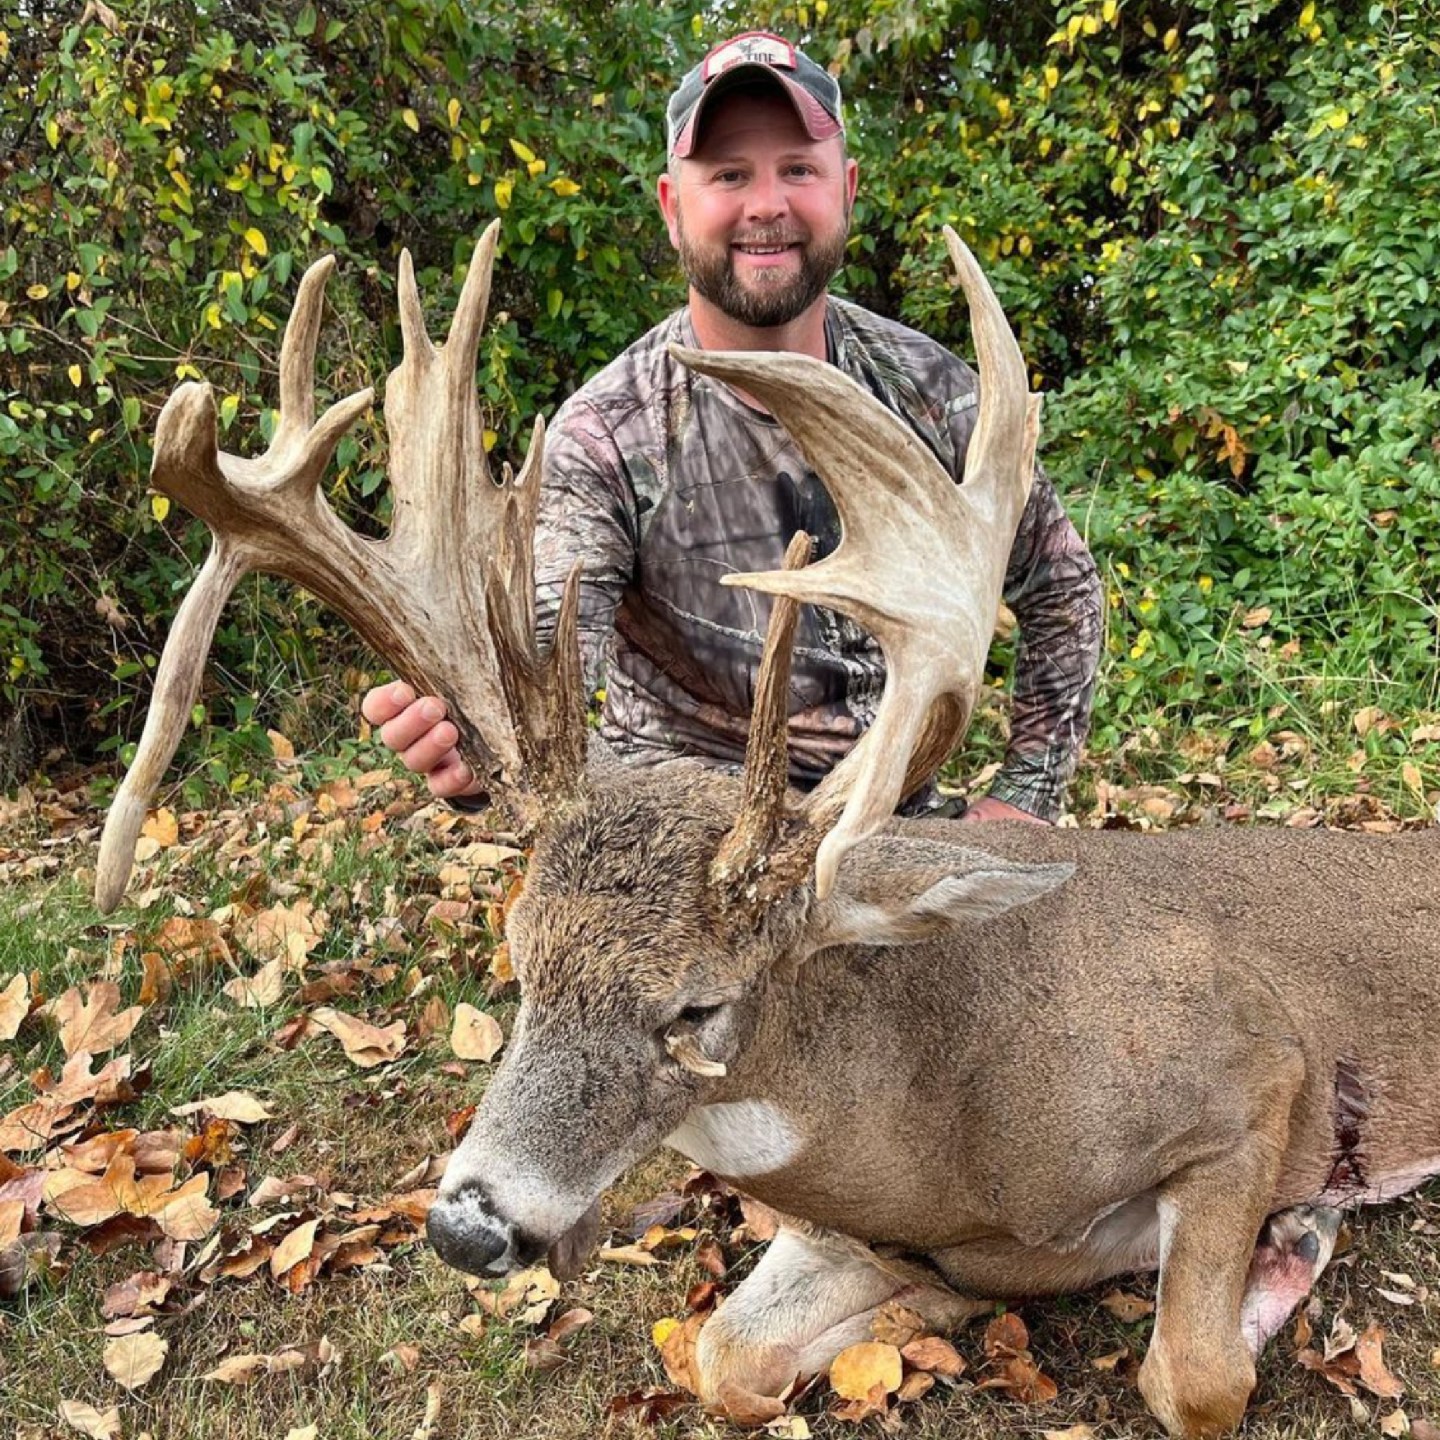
[2,756,1440,1440]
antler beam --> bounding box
[682,227,1041,901]
[96,221,586,913]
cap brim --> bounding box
[670,63,842,158]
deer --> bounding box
[94,219,1440,1440]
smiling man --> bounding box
[364,32,1103,825]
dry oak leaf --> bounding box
[171,1091,275,1125]
[450,1003,504,1062]
[311,1006,406,1068]
[45,1155,217,1239]
[871,1300,926,1348]
[1382,1412,1411,1438]
[57,1400,122,1439]
[203,1353,274,1384]
[48,982,144,1057]
[468,1264,560,1325]
[223,957,287,1009]
[103,1329,169,1390]
[830,1342,904,1401]
[235,900,326,968]
[983,1311,1032,1357]
[141,806,180,848]
[1099,1288,1155,1323]
[1044,1428,1098,1440]
[1357,1324,1407,1400]
[657,1309,708,1395]
[0,972,29,1041]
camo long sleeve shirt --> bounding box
[532,297,1103,822]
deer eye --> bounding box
[677,1003,723,1027]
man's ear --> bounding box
[800,837,1073,957]
[656,169,681,248]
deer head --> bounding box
[97,223,1042,1279]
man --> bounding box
[364,31,1102,824]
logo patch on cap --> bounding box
[702,33,798,81]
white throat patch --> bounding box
[665,1099,802,1179]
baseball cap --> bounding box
[666,32,844,160]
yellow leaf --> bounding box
[1162,26,1179,50]
[509,138,536,164]
[1299,1,1316,26]
[1044,64,1059,88]
[402,107,420,133]
[1102,0,1117,19]
[483,428,499,452]
[68,364,83,387]
[451,1003,504,1062]
[66,270,81,291]
[26,283,49,300]
[526,157,546,178]
[447,97,461,128]
[550,177,581,197]
[151,495,170,522]
[494,177,513,210]
[1327,107,1349,129]
[830,1342,903,1400]
[204,301,223,330]
[242,227,268,256]
[652,1316,680,1348]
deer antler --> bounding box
[95,221,586,913]
[684,227,1041,903]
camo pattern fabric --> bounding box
[532,297,1103,821]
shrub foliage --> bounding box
[2,0,1436,780]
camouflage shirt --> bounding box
[533,296,1102,821]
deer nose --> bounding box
[427,1185,516,1276]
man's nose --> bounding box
[744,172,788,224]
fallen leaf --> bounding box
[270,1218,321,1278]
[48,982,145,1056]
[694,1234,728,1278]
[0,972,29,1041]
[980,1355,1060,1404]
[1044,1428,1098,1440]
[202,1353,272,1384]
[548,1307,595,1343]
[1099,1288,1155,1323]
[286,1428,319,1440]
[1091,1346,1130,1372]
[871,1300,926,1348]
[171,1091,274,1125]
[141,807,179,847]
[830,1341,903,1401]
[235,900,325,968]
[468,1264,559,1324]
[1411,1420,1440,1440]
[1381,1411,1411,1437]
[900,1335,965,1378]
[713,1380,786,1425]
[58,1401,122,1439]
[103,1330,169,1390]
[897,1370,935,1402]
[450,1003,503,1062]
[984,1312,1031,1357]
[657,1309,707,1395]
[414,1380,443,1440]
[138,952,172,1006]
[1357,1324,1406,1399]
[598,1243,660,1267]
[223,957,286,1008]
[311,1007,406,1068]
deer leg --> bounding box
[1139,1126,1296,1440]
[1239,1204,1343,1354]
[694,1226,985,1405]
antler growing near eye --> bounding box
[684,226,1041,904]
[95,221,587,913]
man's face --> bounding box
[658,89,858,329]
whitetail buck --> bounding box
[96,221,1440,1439]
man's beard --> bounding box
[676,214,848,328]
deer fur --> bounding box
[429,764,1440,1438]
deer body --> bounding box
[100,222,1437,1437]
[688,821,1440,1255]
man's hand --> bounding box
[958,795,1049,825]
[360,681,483,801]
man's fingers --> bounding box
[398,719,460,776]
[427,755,479,799]
[362,680,419,726]
[377,697,450,759]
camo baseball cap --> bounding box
[666,31,844,159]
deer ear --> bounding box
[800,839,1073,956]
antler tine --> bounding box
[673,228,1038,901]
[709,531,814,909]
[96,221,587,913]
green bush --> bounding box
[2,0,1437,788]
